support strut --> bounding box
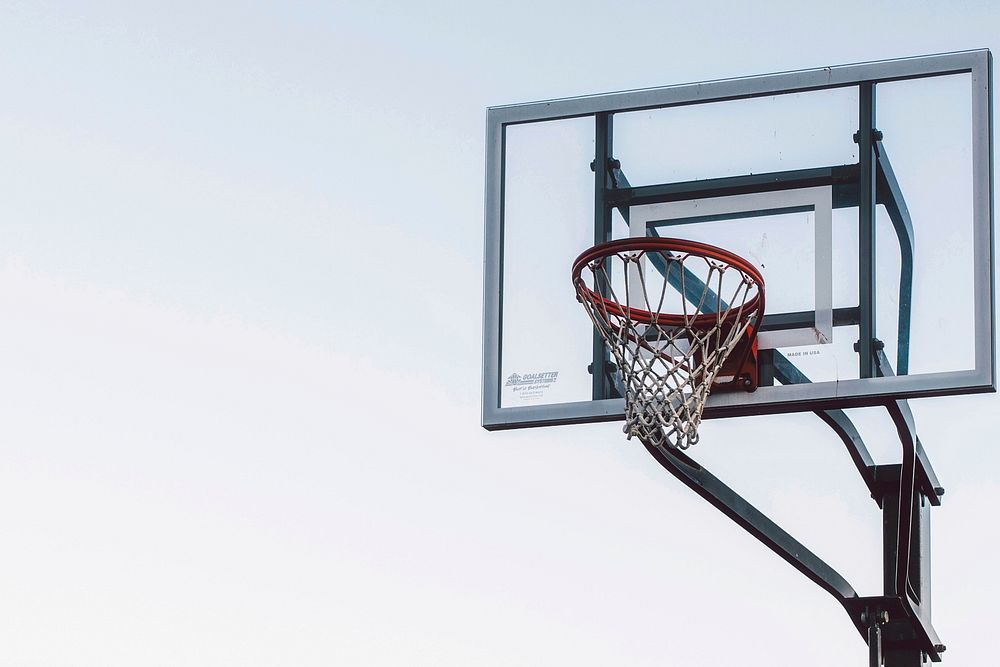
[601,104,945,663]
[640,376,945,663]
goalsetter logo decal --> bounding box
[505,371,559,402]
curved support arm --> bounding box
[875,141,914,376]
[641,441,858,604]
[884,401,918,602]
[874,349,943,505]
[771,351,878,498]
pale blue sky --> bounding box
[1,2,999,665]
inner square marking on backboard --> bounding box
[629,186,834,350]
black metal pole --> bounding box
[868,615,883,667]
[591,113,614,399]
[858,82,878,378]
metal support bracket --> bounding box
[602,115,945,661]
[643,432,945,663]
[639,347,946,663]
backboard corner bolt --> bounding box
[589,159,597,172]
[934,644,947,653]
[934,486,946,496]
[608,158,621,170]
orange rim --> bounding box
[571,237,765,329]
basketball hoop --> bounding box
[572,238,765,450]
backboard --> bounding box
[483,50,994,430]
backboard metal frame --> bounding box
[483,49,994,431]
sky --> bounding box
[1,1,999,665]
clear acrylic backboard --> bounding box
[483,51,994,430]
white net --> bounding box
[573,238,765,450]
